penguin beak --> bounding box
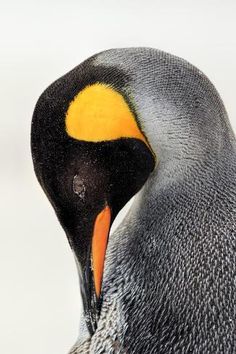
[74,202,112,335]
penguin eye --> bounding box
[73,175,86,200]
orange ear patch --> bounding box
[65,83,149,147]
[91,205,111,298]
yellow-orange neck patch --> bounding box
[65,83,149,147]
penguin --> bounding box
[31,48,236,354]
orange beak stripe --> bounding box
[91,205,111,298]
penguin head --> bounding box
[31,53,156,334]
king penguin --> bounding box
[31,48,236,353]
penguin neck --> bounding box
[132,120,236,224]
[147,111,235,191]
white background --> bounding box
[1,1,235,353]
